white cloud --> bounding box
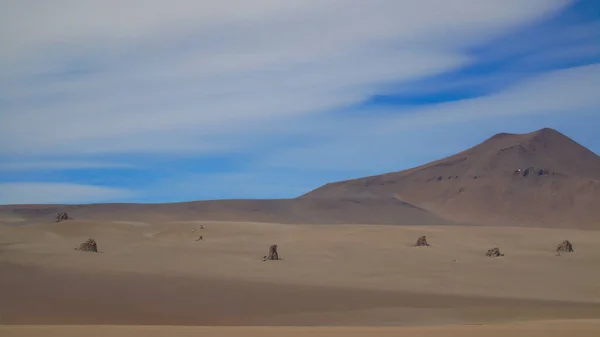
[262,63,600,171]
[0,0,570,155]
[0,182,133,204]
[0,161,134,171]
[379,62,600,129]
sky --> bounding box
[1,0,599,205]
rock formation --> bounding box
[485,247,504,257]
[517,166,551,177]
[556,240,574,254]
[192,225,205,233]
[56,212,70,222]
[264,244,279,261]
[415,236,430,247]
[75,239,98,252]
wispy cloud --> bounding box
[0,161,135,171]
[381,63,600,128]
[0,182,133,204]
[261,63,600,171]
[0,0,569,155]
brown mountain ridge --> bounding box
[302,128,600,229]
[1,128,599,229]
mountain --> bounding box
[2,128,598,229]
[301,128,600,229]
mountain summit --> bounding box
[301,128,600,228]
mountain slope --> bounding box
[301,128,600,229]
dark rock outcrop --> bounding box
[415,236,430,247]
[485,247,504,257]
[56,212,70,222]
[263,244,279,261]
[556,240,574,254]
[519,166,550,177]
[75,239,98,252]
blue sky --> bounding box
[1,0,599,204]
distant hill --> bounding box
[2,128,598,229]
[0,198,452,226]
[302,128,600,229]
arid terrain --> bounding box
[3,321,600,337]
[2,128,600,335]
[2,220,600,328]
[303,128,600,229]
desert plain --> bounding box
[2,217,600,336]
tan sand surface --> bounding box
[2,320,600,337]
[1,220,600,326]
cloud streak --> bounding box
[0,161,135,171]
[381,63,600,129]
[261,63,600,171]
[0,182,133,205]
[0,0,569,155]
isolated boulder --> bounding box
[485,247,504,257]
[556,240,573,254]
[415,236,430,247]
[56,212,70,222]
[263,244,279,261]
[75,239,98,252]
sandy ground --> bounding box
[1,220,600,328]
[3,320,600,337]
